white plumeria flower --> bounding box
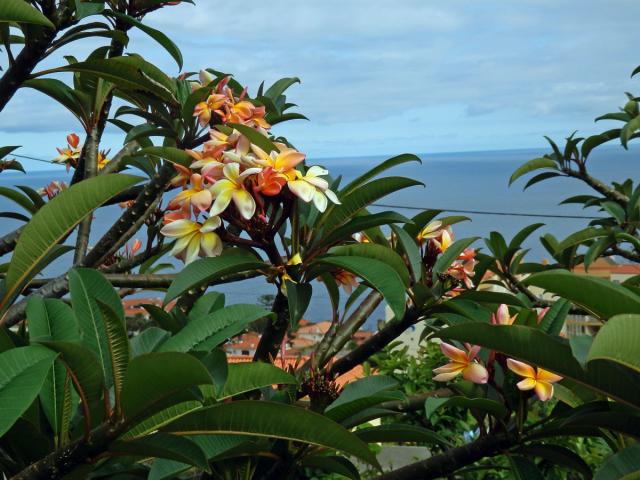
[160,216,223,264]
[287,166,340,212]
[209,162,261,220]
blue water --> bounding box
[1,146,638,325]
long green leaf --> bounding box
[594,443,640,480]
[340,153,422,196]
[219,363,297,400]
[0,174,140,313]
[162,400,379,467]
[121,352,213,421]
[316,256,406,320]
[0,346,57,436]
[328,243,411,287]
[0,0,54,28]
[436,323,640,408]
[164,254,267,304]
[69,268,125,391]
[587,314,640,374]
[509,157,557,185]
[355,424,449,446]
[110,433,209,471]
[523,270,640,318]
[159,304,271,353]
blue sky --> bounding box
[2,0,640,170]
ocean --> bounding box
[1,146,638,325]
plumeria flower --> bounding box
[160,216,223,264]
[537,307,550,324]
[433,342,489,384]
[334,269,359,294]
[169,173,213,213]
[256,167,288,196]
[209,162,261,220]
[54,133,82,172]
[491,304,517,325]
[433,228,453,253]
[97,149,110,170]
[123,239,142,258]
[251,144,305,178]
[417,220,443,243]
[187,149,226,180]
[194,93,227,127]
[287,166,340,212]
[506,358,562,401]
[163,202,191,224]
[38,180,67,199]
[170,164,192,188]
[352,232,370,243]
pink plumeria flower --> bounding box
[491,304,516,325]
[433,342,489,384]
[168,173,213,213]
[506,358,562,401]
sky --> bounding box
[2,0,640,169]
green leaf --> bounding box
[69,268,125,392]
[436,396,509,420]
[0,0,55,28]
[510,456,545,480]
[582,129,620,159]
[0,186,38,213]
[123,401,202,440]
[110,433,209,471]
[263,77,300,100]
[432,237,479,279]
[316,256,406,320]
[131,327,170,356]
[95,300,130,413]
[164,254,267,304]
[0,174,140,313]
[315,211,411,249]
[138,146,192,168]
[509,157,557,185]
[121,352,213,421]
[300,456,360,480]
[340,153,422,196]
[558,227,607,252]
[594,443,640,480]
[523,270,640,318]
[0,346,57,436]
[162,400,379,467]
[435,323,640,408]
[227,123,277,153]
[328,243,411,287]
[27,297,79,343]
[24,79,90,127]
[391,224,423,282]
[538,299,572,336]
[286,281,312,327]
[40,341,104,411]
[520,443,592,479]
[219,362,297,400]
[159,304,271,353]
[355,424,450,447]
[326,375,400,422]
[109,12,183,70]
[188,292,225,320]
[587,314,640,374]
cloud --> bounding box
[2,0,640,159]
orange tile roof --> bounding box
[297,321,332,335]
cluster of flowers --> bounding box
[160,71,340,264]
[418,220,477,292]
[54,134,110,172]
[433,304,563,401]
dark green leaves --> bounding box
[509,157,557,186]
[0,0,55,28]
[164,254,267,304]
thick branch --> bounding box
[329,307,421,378]
[374,431,517,480]
[0,226,24,256]
[563,167,629,205]
[253,289,289,362]
[379,389,453,413]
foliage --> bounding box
[0,1,638,479]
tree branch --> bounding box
[563,167,629,205]
[329,306,421,378]
[374,431,517,480]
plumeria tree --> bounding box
[0,1,639,479]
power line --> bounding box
[6,155,601,220]
[371,203,600,220]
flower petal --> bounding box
[184,234,201,264]
[516,378,537,391]
[232,189,256,220]
[169,232,196,257]
[288,179,315,202]
[200,232,223,257]
[462,362,488,384]
[536,368,562,384]
[312,190,328,212]
[160,219,199,237]
[534,381,554,401]
[433,371,462,382]
[209,190,233,217]
[201,215,222,232]
[506,358,536,379]
[440,342,468,363]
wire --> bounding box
[9,154,601,220]
[371,203,600,220]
